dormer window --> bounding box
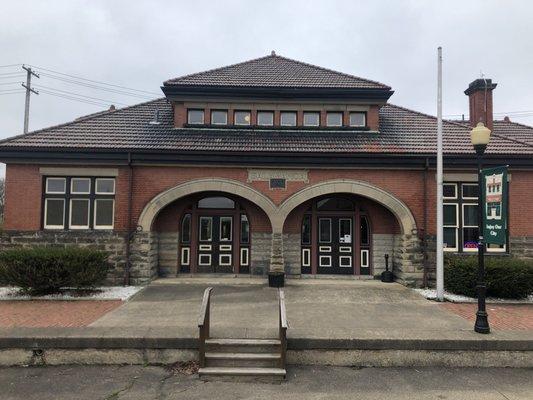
[280,111,297,127]
[234,110,251,126]
[326,112,343,127]
[211,110,227,125]
[303,112,320,127]
[349,112,366,127]
[257,111,274,126]
[187,109,204,125]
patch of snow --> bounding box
[0,286,143,301]
[413,288,533,304]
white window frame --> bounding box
[45,177,66,194]
[210,110,228,125]
[181,247,190,266]
[219,216,233,242]
[198,254,211,266]
[199,216,213,242]
[69,198,90,230]
[338,218,352,244]
[240,248,250,266]
[257,111,274,126]
[95,178,115,195]
[443,183,458,200]
[462,203,479,252]
[303,112,320,127]
[361,249,369,268]
[443,203,459,252]
[319,255,332,267]
[280,111,297,127]
[301,248,311,267]
[93,199,115,230]
[349,112,366,127]
[326,112,343,127]
[70,178,91,195]
[234,110,251,126]
[219,254,232,266]
[318,218,332,243]
[339,255,352,268]
[187,109,204,125]
[44,198,65,229]
[461,183,478,200]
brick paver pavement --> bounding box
[0,300,123,327]
[441,303,533,330]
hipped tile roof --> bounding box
[1,98,532,155]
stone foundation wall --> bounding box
[283,233,301,276]
[250,232,271,275]
[129,232,159,285]
[0,230,128,285]
[157,232,179,277]
[392,233,424,287]
[372,234,396,276]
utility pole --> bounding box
[21,65,39,134]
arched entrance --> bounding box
[178,194,251,274]
[300,195,372,275]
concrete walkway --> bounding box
[91,278,471,339]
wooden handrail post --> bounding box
[198,287,213,368]
[278,288,288,369]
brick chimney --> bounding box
[464,78,497,131]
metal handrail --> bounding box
[278,288,288,368]
[198,287,213,368]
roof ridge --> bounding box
[163,54,273,85]
[0,97,167,146]
[164,53,390,89]
[384,103,470,130]
[494,119,533,131]
[270,54,391,89]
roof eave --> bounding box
[161,85,394,101]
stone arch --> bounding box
[137,178,278,231]
[276,179,417,234]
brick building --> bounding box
[1,53,532,285]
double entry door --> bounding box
[197,215,234,273]
[317,216,354,274]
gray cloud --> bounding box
[1,0,532,165]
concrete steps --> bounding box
[199,338,285,381]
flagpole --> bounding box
[436,47,444,301]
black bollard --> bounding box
[381,253,394,283]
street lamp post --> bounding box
[470,122,491,334]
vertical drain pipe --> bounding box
[422,157,429,287]
[124,152,133,286]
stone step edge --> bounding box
[205,352,281,360]
[198,367,286,376]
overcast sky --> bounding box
[1,0,532,176]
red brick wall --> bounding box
[468,89,494,131]
[4,164,533,238]
[4,165,42,230]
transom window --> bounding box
[198,196,235,209]
[43,177,115,230]
[187,109,204,124]
[210,110,227,125]
[443,182,505,253]
[257,111,274,126]
[280,111,297,127]
[303,112,320,127]
[326,112,343,127]
[349,112,366,127]
[234,110,251,125]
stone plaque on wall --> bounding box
[247,169,308,183]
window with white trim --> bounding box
[43,177,116,230]
[443,182,506,253]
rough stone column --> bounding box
[393,232,424,287]
[129,231,159,285]
[270,232,285,273]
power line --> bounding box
[38,89,110,108]
[0,64,22,68]
[33,84,129,106]
[28,64,161,96]
[38,72,155,99]
[0,81,22,86]
[0,89,25,94]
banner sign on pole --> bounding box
[482,166,508,245]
